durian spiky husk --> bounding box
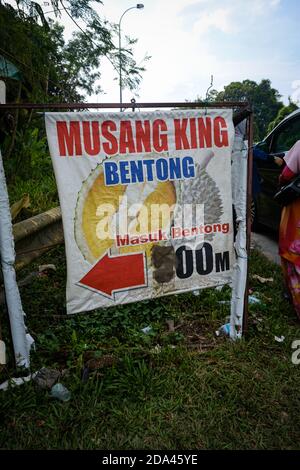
[172,165,223,247]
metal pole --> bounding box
[119,7,136,112]
[119,18,122,112]
[0,101,249,110]
[0,149,33,368]
[118,5,144,112]
[243,112,254,335]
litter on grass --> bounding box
[252,274,274,284]
[248,295,261,304]
[50,383,71,402]
[215,323,231,337]
[141,326,152,334]
[0,372,38,391]
[33,367,61,389]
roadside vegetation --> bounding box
[1,1,300,451]
[1,247,300,449]
[0,1,148,215]
[0,3,298,216]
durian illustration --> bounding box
[172,150,223,248]
[74,151,223,269]
[74,156,176,264]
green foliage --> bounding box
[0,1,148,212]
[4,125,59,213]
[215,79,284,140]
[0,5,59,101]
[267,99,299,134]
[7,173,58,214]
[5,127,48,178]
[0,2,146,102]
[1,247,300,449]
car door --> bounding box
[256,114,300,230]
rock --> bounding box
[33,367,61,389]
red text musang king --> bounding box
[56,117,229,156]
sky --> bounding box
[90,0,300,106]
[20,0,300,105]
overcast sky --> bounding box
[34,0,300,105]
[90,0,300,106]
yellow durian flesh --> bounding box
[119,181,176,257]
[79,169,176,263]
[81,172,126,262]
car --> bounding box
[253,108,300,231]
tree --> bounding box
[0,1,148,175]
[215,79,283,140]
[0,1,147,101]
[267,99,298,134]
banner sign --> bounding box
[45,110,235,314]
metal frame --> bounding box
[0,101,249,110]
[0,100,253,336]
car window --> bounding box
[272,117,300,153]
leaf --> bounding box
[30,2,50,30]
[10,194,30,221]
[252,274,274,284]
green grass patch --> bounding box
[7,173,58,215]
[1,247,300,449]
[4,127,59,215]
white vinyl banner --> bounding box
[45,110,235,314]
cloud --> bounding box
[270,0,281,6]
[192,8,236,35]
[179,0,282,35]
[249,0,281,15]
[87,0,291,105]
[236,0,281,17]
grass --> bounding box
[7,173,58,216]
[4,127,59,215]
[1,246,300,449]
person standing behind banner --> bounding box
[252,145,283,198]
[251,145,283,230]
[279,140,300,319]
